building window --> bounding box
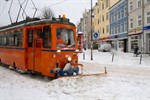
[147,11,150,24]
[118,11,120,19]
[124,22,127,31]
[106,0,109,8]
[118,24,120,33]
[106,12,108,20]
[111,14,114,23]
[115,26,117,34]
[98,19,99,25]
[121,9,124,18]
[103,28,105,34]
[111,27,113,34]
[124,7,127,17]
[106,25,109,33]
[103,15,104,21]
[138,0,141,7]
[138,15,142,26]
[100,15,101,22]
[130,19,133,28]
[130,2,133,11]
[102,3,104,9]
[121,23,124,32]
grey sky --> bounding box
[0,0,97,27]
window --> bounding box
[118,11,120,19]
[106,25,109,33]
[124,22,127,31]
[147,11,150,24]
[43,26,51,48]
[106,0,109,8]
[102,3,104,9]
[103,28,105,34]
[130,19,133,28]
[147,0,150,2]
[111,27,114,34]
[118,24,120,33]
[0,30,22,47]
[138,15,142,26]
[100,15,101,22]
[57,28,75,48]
[138,0,141,7]
[121,9,124,18]
[130,2,133,11]
[124,7,127,17]
[0,36,2,46]
[102,15,104,21]
[115,26,117,34]
[121,23,124,32]
[28,30,33,47]
[106,12,108,20]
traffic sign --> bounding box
[93,32,99,40]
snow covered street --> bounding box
[0,50,150,100]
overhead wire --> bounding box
[39,0,69,11]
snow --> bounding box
[0,50,150,100]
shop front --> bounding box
[110,33,128,52]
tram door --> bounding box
[27,29,34,71]
[27,29,42,72]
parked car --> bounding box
[98,44,111,52]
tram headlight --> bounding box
[66,55,72,61]
[67,56,72,61]
[75,49,79,52]
[57,50,61,53]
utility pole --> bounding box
[91,0,93,60]
[140,0,145,64]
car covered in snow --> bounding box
[98,44,111,52]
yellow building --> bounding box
[94,0,119,44]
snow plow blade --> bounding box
[59,67,107,78]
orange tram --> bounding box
[0,16,83,78]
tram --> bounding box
[0,16,82,78]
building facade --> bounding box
[143,0,150,53]
[94,0,119,44]
[77,9,94,49]
[128,0,150,53]
[110,0,128,52]
[128,0,143,52]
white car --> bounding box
[98,44,111,52]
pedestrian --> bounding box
[134,45,139,57]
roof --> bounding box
[0,17,75,32]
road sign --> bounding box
[93,32,99,40]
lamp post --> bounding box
[91,0,93,60]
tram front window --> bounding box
[57,28,75,48]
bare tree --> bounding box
[40,7,54,19]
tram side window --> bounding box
[12,31,22,46]
[8,34,12,46]
[43,26,51,48]
[2,36,7,46]
[0,36,2,46]
[28,30,33,47]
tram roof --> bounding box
[0,17,75,32]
